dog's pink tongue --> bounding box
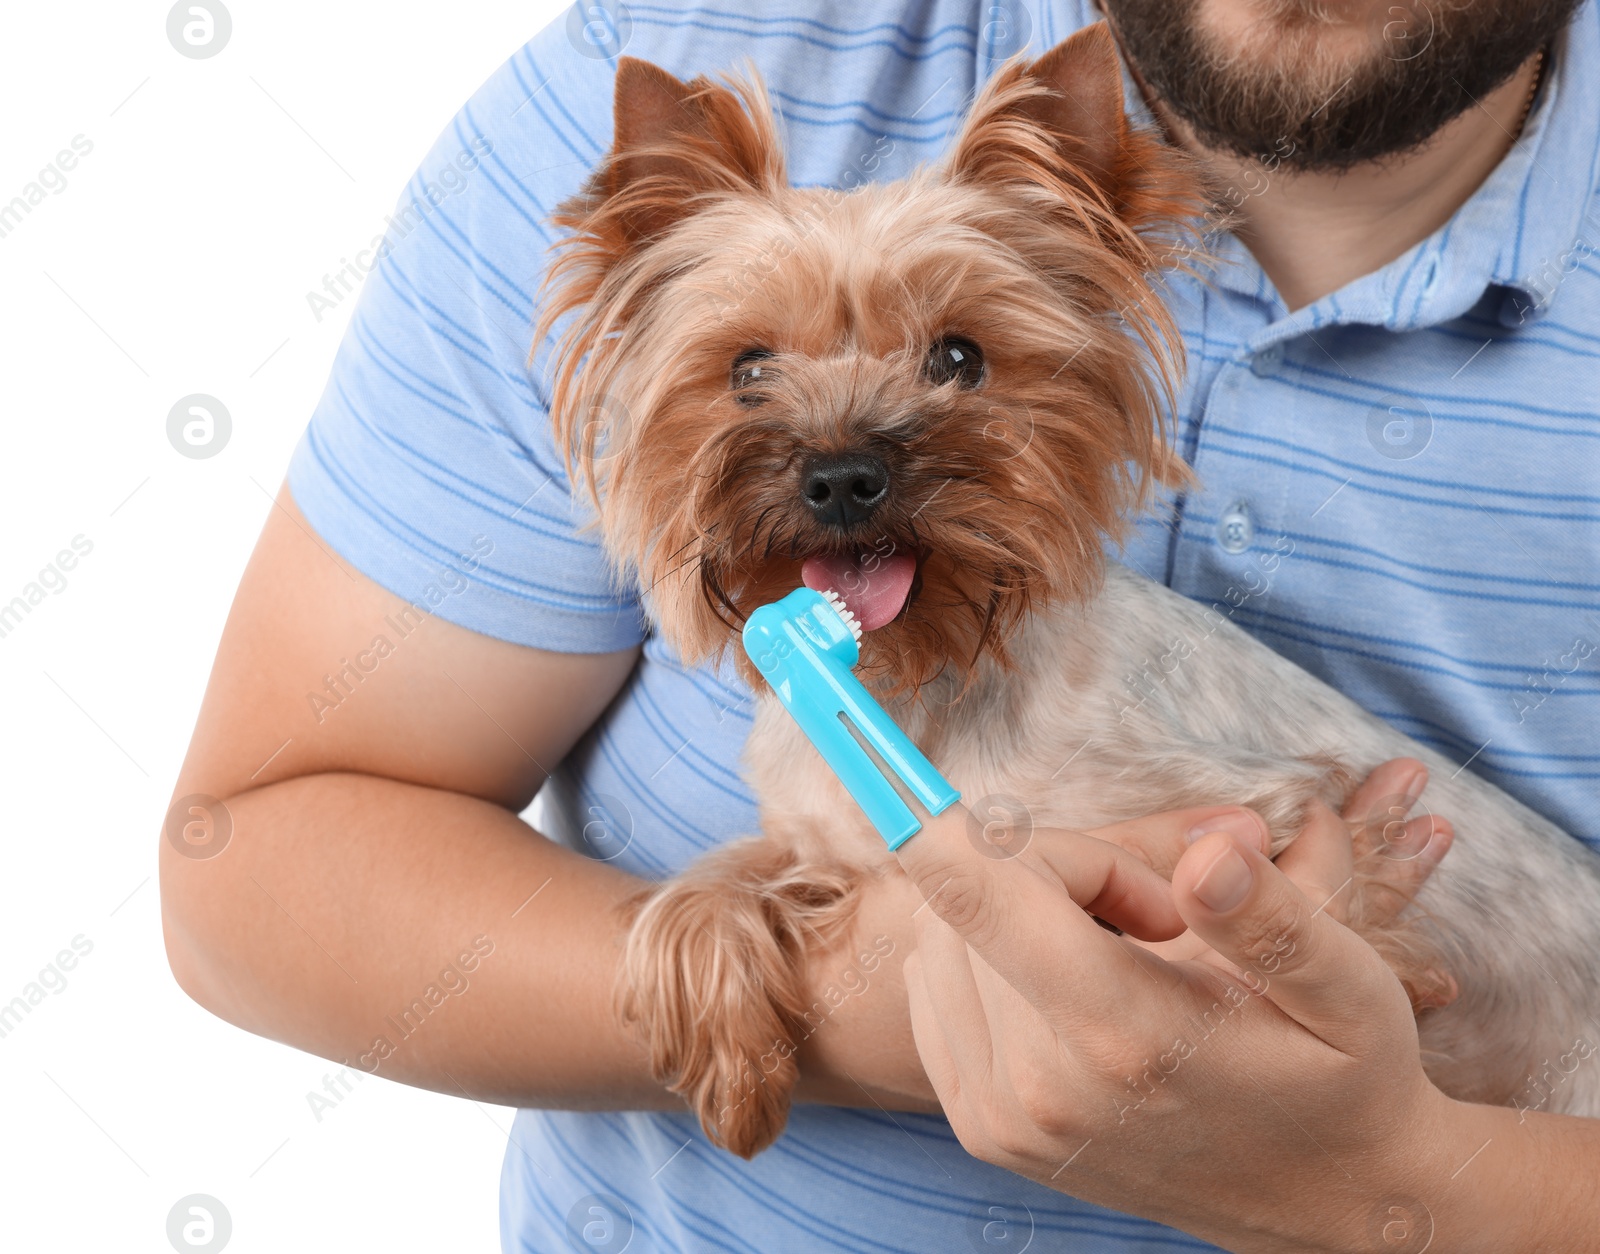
[801,552,916,632]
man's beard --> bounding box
[1100,0,1580,172]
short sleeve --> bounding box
[286,21,648,652]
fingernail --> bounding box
[1399,764,1428,809]
[1192,841,1254,913]
[1419,818,1454,865]
[1185,809,1264,848]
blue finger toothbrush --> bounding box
[741,588,960,849]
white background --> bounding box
[0,2,572,1249]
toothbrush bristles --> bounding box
[820,589,862,641]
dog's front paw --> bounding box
[617,839,860,1157]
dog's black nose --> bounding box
[801,452,890,529]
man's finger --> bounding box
[1343,757,1428,860]
[1355,813,1455,928]
[1338,757,1456,925]
[902,948,964,1112]
[964,942,1085,1121]
[905,910,993,1103]
[1272,799,1355,923]
[896,805,1153,1028]
[1084,805,1271,879]
[1025,830,1187,941]
[1172,832,1413,1055]
[1346,756,1428,811]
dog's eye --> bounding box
[731,348,775,405]
[925,337,985,388]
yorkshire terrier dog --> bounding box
[535,24,1600,1158]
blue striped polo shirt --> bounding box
[286,2,1600,1250]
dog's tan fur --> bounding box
[534,25,1600,1158]
[538,28,1195,697]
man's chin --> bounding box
[1102,0,1577,172]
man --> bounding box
[160,1,1600,1250]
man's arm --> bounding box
[163,486,961,1112]
[160,485,665,1107]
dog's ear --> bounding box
[560,56,785,248]
[536,58,786,502]
[943,23,1190,231]
[1009,24,1128,201]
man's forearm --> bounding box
[159,770,928,1114]
[160,771,678,1109]
[1419,1099,1600,1253]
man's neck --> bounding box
[1151,54,1545,312]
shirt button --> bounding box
[1250,344,1284,377]
[1218,501,1253,554]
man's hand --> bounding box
[800,759,1450,1117]
[795,821,1188,1113]
[893,764,1477,1253]
[1117,758,1454,963]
